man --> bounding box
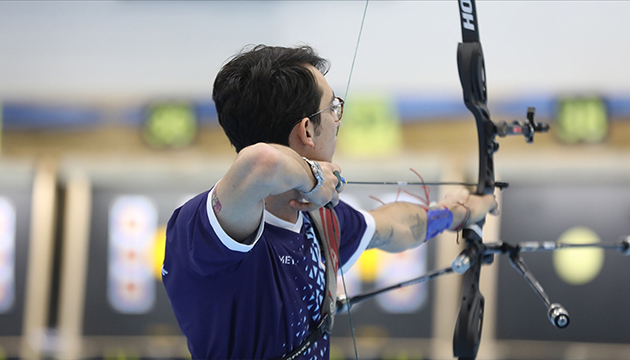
[162,45,497,359]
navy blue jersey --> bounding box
[162,186,374,360]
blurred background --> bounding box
[1,1,630,359]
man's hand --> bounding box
[438,188,499,231]
[289,160,344,212]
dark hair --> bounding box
[212,45,330,152]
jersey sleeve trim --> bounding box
[205,183,265,253]
[339,209,375,274]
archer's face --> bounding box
[309,66,342,163]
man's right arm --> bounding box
[212,143,340,242]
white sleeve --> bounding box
[205,182,265,252]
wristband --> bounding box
[425,207,453,241]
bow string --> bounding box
[336,2,370,360]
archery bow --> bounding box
[451,0,549,359]
[338,1,550,359]
[334,3,630,360]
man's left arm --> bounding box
[366,189,498,253]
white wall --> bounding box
[1,1,629,101]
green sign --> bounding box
[143,103,197,148]
[337,94,403,157]
[556,97,608,144]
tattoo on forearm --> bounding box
[409,213,425,241]
[211,191,222,215]
[368,226,394,249]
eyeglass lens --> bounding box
[333,97,343,120]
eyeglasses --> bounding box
[308,96,344,122]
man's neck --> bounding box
[264,190,302,224]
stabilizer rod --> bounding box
[335,266,455,314]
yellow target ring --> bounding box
[553,226,604,286]
[152,225,167,280]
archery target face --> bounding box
[107,196,157,314]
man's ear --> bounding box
[288,117,315,148]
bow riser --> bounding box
[457,41,497,197]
